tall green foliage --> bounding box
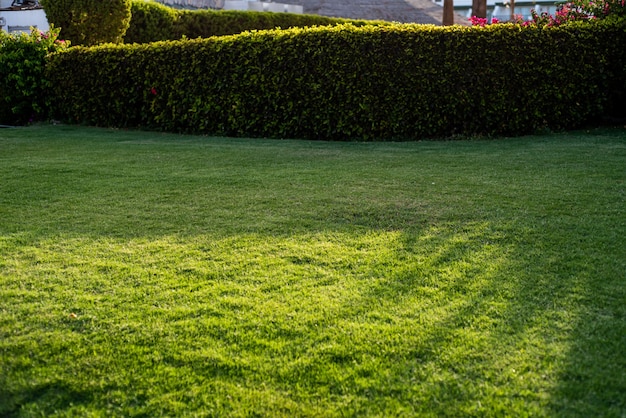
[0,27,69,125]
[40,0,132,46]
[124,0,178,44]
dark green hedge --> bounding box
[124,0,388,44]
[602,16,626,121]
[47,20,626,140]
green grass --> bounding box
[0,125,624,417]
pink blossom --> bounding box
[470,16,488,26]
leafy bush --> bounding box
[40,0,132,46]
[46,20,625,140]
[0,27,69,125]
[602,16,626,120]
[174,9,388,39]
[472,0,625,26]
[124,0,179,43]
[472,0,626,121]
[570,0,626,19]
[125,0,389,43]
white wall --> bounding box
[0,9,49,33]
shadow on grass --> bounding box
[0,381,95,417]
[262,221,599,415]
[3,217,623,415]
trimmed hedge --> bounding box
[41,0,132,46]
[46,21,626,140]
[603,16,626,121]
[124,0,389,43]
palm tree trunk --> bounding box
[472,0,487,18]
[443,0,455,25]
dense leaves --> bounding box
[40,0,132,46]
[46,20,626,140]
[124,0,389,44]
[123,0,179,43]
[0,27,69,125]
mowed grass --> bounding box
[0,125,624,417]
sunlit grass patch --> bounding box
[0,125,624,416]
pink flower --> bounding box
[470,16,488,26]
[150,87,157,96]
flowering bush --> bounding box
[572,0,626,18]
[527,5,595,27]
[470,0,625,27]
[0,27,69,125]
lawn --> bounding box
[0,125,624,417]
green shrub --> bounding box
[0,27,69,125]
[46,20,625,140]
[125,0,389,43]
[124,0,179,43]
[41,0,132,46]
[602,16,626,120]
[173,9,388,39]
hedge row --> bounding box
[124,0,388,44]
[47,21,626,140]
